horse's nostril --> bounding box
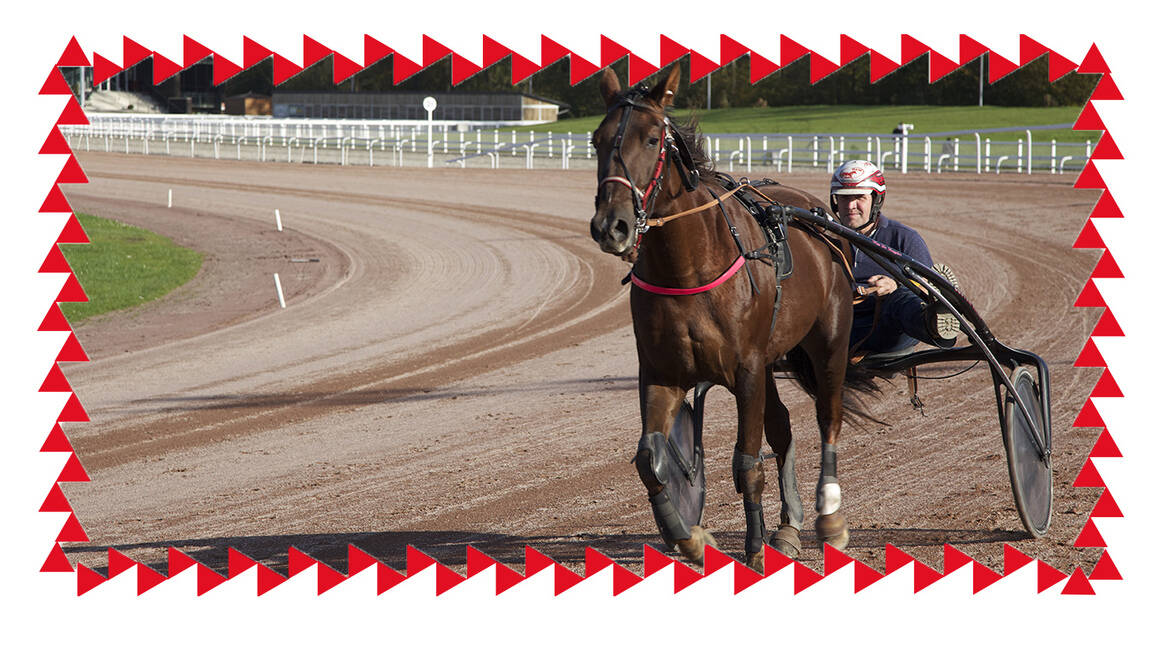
[612,219,630,241]
[590,218,604,242]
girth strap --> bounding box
[708,186,759,296]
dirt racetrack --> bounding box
[61,151,1104,580]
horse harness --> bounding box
[620,171,854,334]
[596,85,857,331]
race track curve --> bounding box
[61,152,1104,578]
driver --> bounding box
[829,160,961,355]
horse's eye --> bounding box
[648,137,659,146]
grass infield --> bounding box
[59,213,203,324]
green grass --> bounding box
[538,105,1096,143]
[59,214,203,324]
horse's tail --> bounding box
[782,346,888,427]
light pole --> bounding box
[423,96,437,168]
[978,53,984,107]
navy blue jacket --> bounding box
[850,213,933,286]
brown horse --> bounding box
[588,65,862,570]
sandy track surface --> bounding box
[62,152,1103,579]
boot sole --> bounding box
[931,263,962,341]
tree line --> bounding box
[213,52,1096,117]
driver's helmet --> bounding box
[830,160,886,224]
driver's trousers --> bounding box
[850,286,952,354]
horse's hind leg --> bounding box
[808,346,850,550]
[798,323,851,550]
[763,369,802,558]
[635,379,718,566]
[732,364,770,572]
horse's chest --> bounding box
[634,309,739,380]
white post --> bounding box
[901,131,910,175]
[275,209,283,231]
[273,273,286,308]
[1017,139,1023,173]
[924,136,932,173]
[423,97,437,168]
[973,133,981,174]
[746,136,752,173]
[1026,129,1032,175]
[1051,139,1057,174]
[167,189,172,208]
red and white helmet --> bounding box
[830,160,886,224]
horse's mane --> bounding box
[665,110,718,181]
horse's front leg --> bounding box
[634,377,718,565]
[732,364,769,572]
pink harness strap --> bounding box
[630,255,746,295]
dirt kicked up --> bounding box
[60,151,1103,580]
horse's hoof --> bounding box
[675,525,717,566]
[815,511,850,550]
[769,524,802,558]
[746,550,766,573]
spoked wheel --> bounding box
[1000,367,1053,537]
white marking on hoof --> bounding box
[817,482,841,515]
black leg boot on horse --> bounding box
[732,364,770,572]
[635,380,718,565]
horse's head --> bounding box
[589,65,683,259]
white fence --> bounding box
[64,114,1095,174]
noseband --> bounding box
[597,87,698,235]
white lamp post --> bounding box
[423,96,437,168]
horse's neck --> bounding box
[637,187,739,286]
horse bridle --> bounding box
[596,86,699,235]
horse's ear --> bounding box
[650,64,681,108]
[599,68,621,107]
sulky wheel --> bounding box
[1001,367,1053,538]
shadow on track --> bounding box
[62,525,1029,579]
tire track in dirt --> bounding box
[72,166,629,471]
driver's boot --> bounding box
[925,263,961,343]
